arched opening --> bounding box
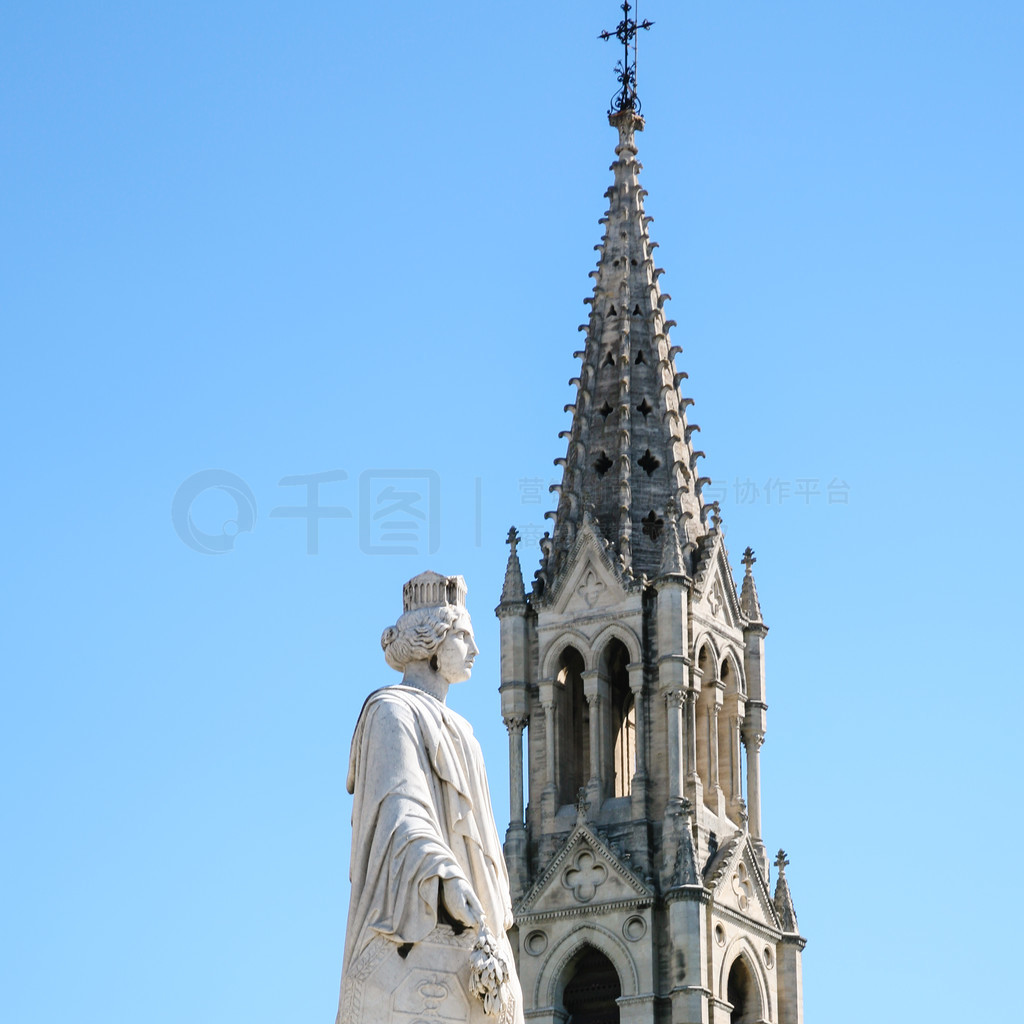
[556,646,588,805]
[695,642,718,808]
[601,639,635,798]
[726,956,762,1024]
[562,946,621,1024]
[719,656,744,817]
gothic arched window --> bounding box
[719,656,743,814]
[696,642,718,807]
[726,955,762,1024]
[562,945,621,1024]
[601,639,635,798]
[556,646,588,805]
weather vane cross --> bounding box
[599,2,654,115]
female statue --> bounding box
[336,572,523,1024]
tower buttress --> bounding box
[496,528,531,901]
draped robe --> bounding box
[337,685,522,1023]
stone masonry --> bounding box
[495,106,806,1024]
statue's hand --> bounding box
[441,876,485,931]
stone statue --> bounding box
[336,572,523,1024]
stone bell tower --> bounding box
[494,18,806,1023]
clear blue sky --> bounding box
[2,3,1021,1021]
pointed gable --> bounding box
[692,532,744,628]
[516,824,653,919]
[545,513,628,616]
[705,832,781,931]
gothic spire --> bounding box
[773,850,799,934]
[658,498,686,577]
[546,109,711,583]
[739,546,764,622]
[498,527,527,608]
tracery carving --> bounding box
[731,862,754,911]
[562,849,609,903]
[577,569,606,608]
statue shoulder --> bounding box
[357,684,423,725]
[346,686,439,794]
[355,684,450,737]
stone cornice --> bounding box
[690,610,745,643]
[650,571,693,588]
[535,604,642,634]
[711,901,783,943]
[498,680,529,693]
[662,883,711,905]
[495,600,530,619]
[616,993,658,1007]
[516,895,654,924]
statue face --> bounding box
[436,613,478,685]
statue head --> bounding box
[381,572,478,685]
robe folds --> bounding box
[338,685,523,1024]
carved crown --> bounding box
[402,571,468,613]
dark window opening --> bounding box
[641,510,664,541]
[727,957,760,1024]
[638,449,660,475]
[556,647,588,806]
[562,946,621,1024]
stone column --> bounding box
[707,684,725,815]
[708,703,720,795]
[586,696,602,806]
[684,690,699,783]
[505,716,527,828]
[668,891,709,1024]
[538,693,559,864]
[684,688,703,810]
[582,668,602,805]
[628,661,650,874]
[665,689,685,801]
[743,729,764,840]
[540,695,557,804]
[726,712,744,818]
[503,715,529,899]
[627,661,647,803]
[777,936,807,1024]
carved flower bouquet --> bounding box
[468,927,513,1020]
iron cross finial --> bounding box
[599,2,654,115]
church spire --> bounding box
[740,546,764,622]
[545,108,711,585]
[498,527,527,606]
[498,18,805,1019]
[773,850,800,934]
